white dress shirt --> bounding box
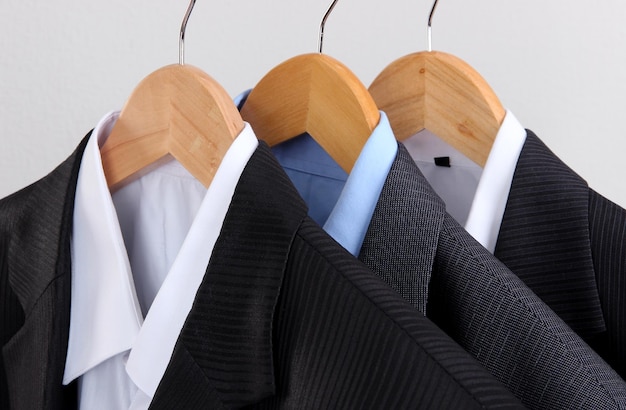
[63,111,258,409]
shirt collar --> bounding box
[464,110,526,252]
[323,112,397,255]
[64,111,141,385]
[63,111,259,399]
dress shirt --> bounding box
[62,111,258,409]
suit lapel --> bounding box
[495,130,606,338]
[359,144,446,314]
[151,143,308,409]
[2,136,88,410]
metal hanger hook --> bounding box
[427,0,439,52]
[318,0,340,54]
[179,0,197,65]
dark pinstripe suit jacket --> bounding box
[0,137,524,409]
[358,144,626,409]
[495,130,626,379]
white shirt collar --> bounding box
[64,111,258,400]
[64,111,142,384]
[465,110,526,252]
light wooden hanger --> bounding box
[368,0,505,167]
[100,0,244,191]
[240,0,380,174]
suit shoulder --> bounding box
[0,182,38,235]
[0,137,87,238]
[588,188,626,264]
[589,188,626,218]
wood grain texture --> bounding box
[369,51,505,167]
[241,53,380,174]
[100,64,244,190]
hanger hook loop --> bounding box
[179,0,197,65]
[318,0,340,54]
[427,0,439,52]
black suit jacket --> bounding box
[358,145,626,409]
[0,137,524,409]
[495,130,626,378]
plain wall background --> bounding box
[1,0,625,207]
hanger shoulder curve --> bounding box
[240,53,380,174]
[369,51,505,167]
[100,64,244,191]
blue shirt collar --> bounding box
[323,112,397,255]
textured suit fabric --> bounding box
[358,144,443,316]
[0,137,524,409]
[0,136,87,410]
[359,144,626,409]
[495,131,626,378]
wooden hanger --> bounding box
[240,0,380,174]
[100,0,244,191]
[368,0,505,167]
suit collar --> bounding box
[495,130,606,338]
[359,144,446,314]
[3,134,89,410]
[152,142,308,408]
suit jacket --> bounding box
[495,130,626,378]
[358,144,626,409]
[0,137,524,409]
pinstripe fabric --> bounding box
[1,140,525,408]
[0,136,88,410]
[495,131,626,378]
[431,216,626,409]
[589,190,626,379]
[154,144,309,408]
[0,244,22,410]
[495,131,605,339]
[253,219,521,409]
[150,344,225,409]
[360,145,626,409]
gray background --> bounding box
[1,0,625,206]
